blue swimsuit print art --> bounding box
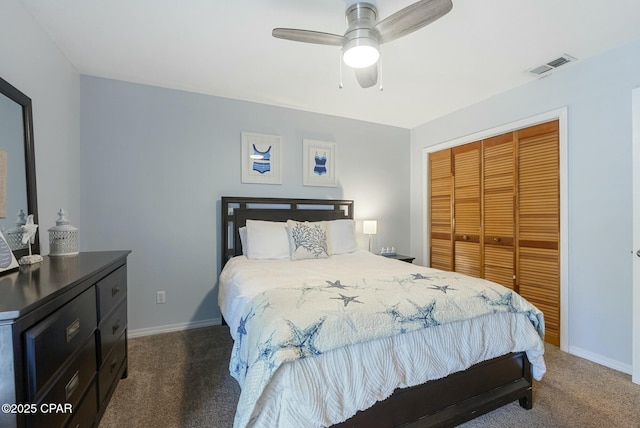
[252,144,271,174]
[314,151,327,176]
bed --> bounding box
[218,196,545,428]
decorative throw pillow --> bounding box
[327,219,358,255]
[238,226,248,256]
[245,220,290,259]
[286,220,329,260]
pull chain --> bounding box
[379,53,384,91]
[339,51,344,89]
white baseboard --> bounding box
[568,345,633,375]
[128,317,223,338]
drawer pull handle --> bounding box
[112,285,120,297]
[65,371,80,401]
[110,355,120,373]
[112,320,121,335]
[66,318,80,343]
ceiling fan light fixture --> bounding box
[342,38,380,69]
[272,0,453,87]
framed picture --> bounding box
[303,139,337,187]
[0,230,19,274]
[0,149,6,218]
[241,132,282,185]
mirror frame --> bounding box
[0,77,39,258]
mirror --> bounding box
[0,77,39,259]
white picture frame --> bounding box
[0,230,19,274]
[241,132,282,185]
[303,139,337,187]
[0,149,6,218]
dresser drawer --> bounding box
[98,299,127,364]
[27,336,96,428]
[98,330,126,405]
[96,265,127,322]
[25,287,97,399]
[65,381,97,428]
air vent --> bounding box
[528,54,576,76]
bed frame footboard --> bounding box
[333,351,532,428]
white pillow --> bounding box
[286,220,329,260]
[238,226,248,256]
[327,219,358,255]
[245,220,290,259]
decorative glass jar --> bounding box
[48,209,79,256]
[5,209,28,251]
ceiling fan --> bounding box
[272,0,453,88]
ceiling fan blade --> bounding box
[272,28,344,46]
[375,0,453,44]
[354,64,378,89]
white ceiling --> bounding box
[21,0,640,128]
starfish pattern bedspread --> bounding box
[228,268,545,426]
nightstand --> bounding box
[380,254,415,264]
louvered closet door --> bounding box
[453,142,481,277]
[429,149,453,271]
[483,134,516,289]
[517,121,560,346]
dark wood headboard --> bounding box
[221,197,354,267]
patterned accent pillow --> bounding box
[286,220,329,260]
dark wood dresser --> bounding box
[0,251,130,428]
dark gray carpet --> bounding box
[99,325,640,428]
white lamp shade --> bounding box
[363,220,377,235]
[342,37,380,69]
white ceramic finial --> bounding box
[56,208,70,225]
[16,209,26,225]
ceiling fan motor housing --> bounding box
[343,3,381,68]
[344,3,380,43]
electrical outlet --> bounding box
[156,291,166,304]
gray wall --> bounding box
[80,76,410,334]
[0,0,81,252]
[410,39,640,371]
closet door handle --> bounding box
[462,235,469,241]
[493,237,501,243]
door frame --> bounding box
[632,88,640,384]
[422,107,569,352]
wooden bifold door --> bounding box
[428,120,560,346]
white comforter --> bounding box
[218,251,546,428]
